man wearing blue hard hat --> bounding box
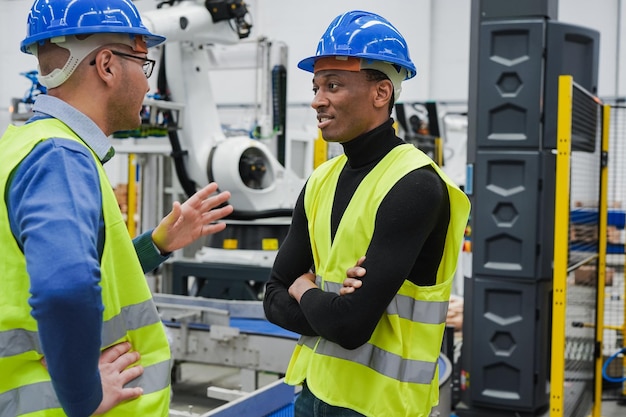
[264,10,470,417]
[0,1,233,416]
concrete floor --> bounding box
[169,363,230,415]
[601,399,625,417]
[169,362,286,416]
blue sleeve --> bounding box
[8,139,104,417]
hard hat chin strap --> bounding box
[30,33,141,89]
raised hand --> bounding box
[152,182,234,254]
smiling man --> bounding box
[263,10,471,417]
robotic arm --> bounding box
[140,0,302,218]
[142,0,250,44]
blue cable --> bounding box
[602,347,626,383]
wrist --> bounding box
[289,276,316,302]
[151,229,169,255]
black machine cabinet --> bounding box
[458,1,599,416]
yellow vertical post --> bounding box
[592,103,610,417]
[127,153,137,238]
[313,129,328,168]
[550,75,573,417]
[434,137,444,166]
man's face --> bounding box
[109,46,151,131]
[311,69,382,143]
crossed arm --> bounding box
[288,256,366,302]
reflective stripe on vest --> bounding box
[321,279,449,325]
[0,298,160,357]
[297,335,436,384]
[0,361,170,417]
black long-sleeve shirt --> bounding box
[263,119,450,349]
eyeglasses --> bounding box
[111,51,156,78]
[89,50,156,78]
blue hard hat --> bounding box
[20,0,166,53]
[298,10,417,80]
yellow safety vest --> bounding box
[0,119,171,416]
[286,144,470,417]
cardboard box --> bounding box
[574,265,614,286]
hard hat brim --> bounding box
[21,27,166,54]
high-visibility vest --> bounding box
[0,119,171,416]
[287,144,470,417]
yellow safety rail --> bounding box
[592,103,610,417]
[551,75,608,417]
[605,103,626,401]
[551,75,573,417]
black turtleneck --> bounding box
[263,119,450,349]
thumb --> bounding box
[120,387,144,401]
[163,201,182,227]
[153,202,182,252]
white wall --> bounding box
[0,0,37,129]
[1,0,625,128]
[250,0,436,104]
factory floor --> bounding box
[169,363,231,415]
[169,362,626,417]
[170,362,285,416]
[601,399,625,417]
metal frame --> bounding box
[550,76,572,417]
[550,75,608,417]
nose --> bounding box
[311,90,327,110]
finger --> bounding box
[201,204,234,222]
[192,182,221,202]
[169,201,182,221]
[355,256,366,267]
[100,342,132,363]
[113,351,141,371]
[343,278,362,288]
[157,202,181,230]
[120,363,144,383]
[117,386,144,403]
[339,287,355,295]
[201,191,232,211]
[166,201,182,226]
[346,266,366,278]
[201,222,227,236]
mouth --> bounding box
[317,115,332,129]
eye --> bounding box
[328,82,338,90]
[312,86,319,95]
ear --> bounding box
[92,50,116,85]
[373,79,393,110]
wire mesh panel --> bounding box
[551,76,605,417]
[602,102,626,402]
